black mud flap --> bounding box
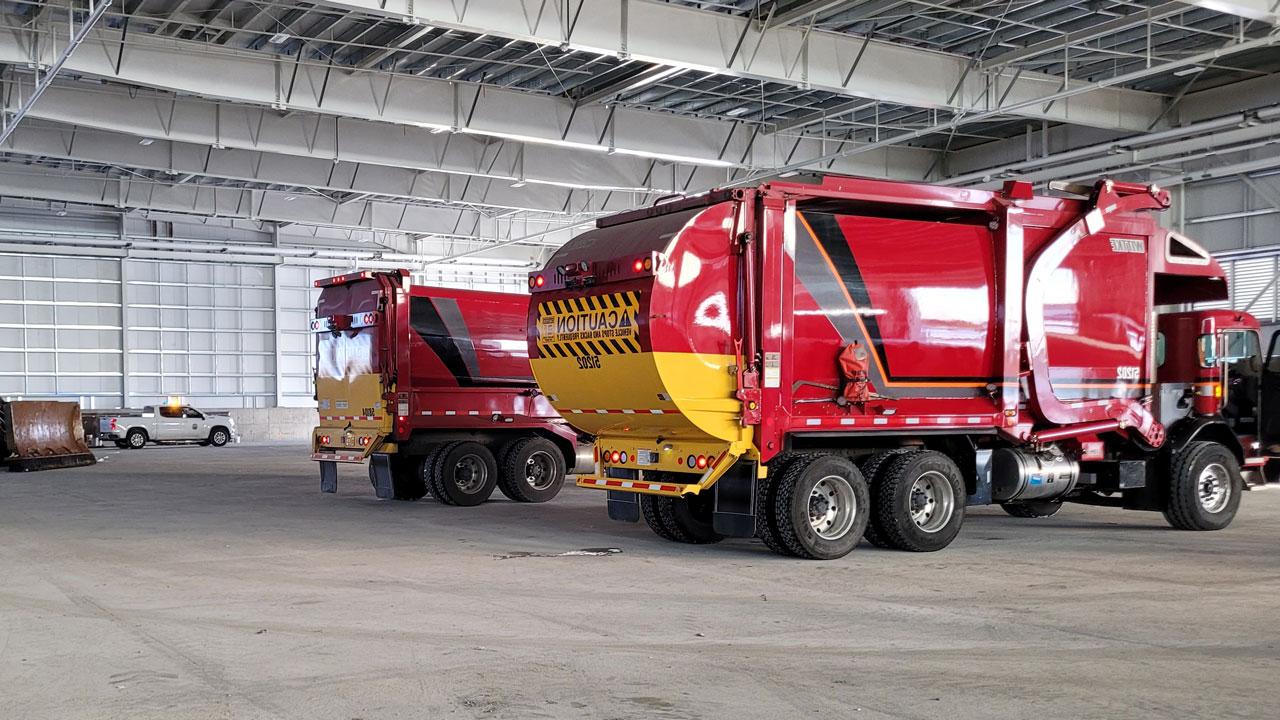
[606,490,640,522]
[712,458,758,538]
[319,460,338,493]
[369,454,394,499]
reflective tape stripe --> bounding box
[319,415,382,421]
[588,478,682,493]
[310,452,364,463]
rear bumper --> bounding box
[577,474,694,497]
[311,451,367,464]
[577,437,753,496]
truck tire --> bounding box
[755,452,800,555]
[643,491,722,544]
[429,441,498,507]
[115,440,129,449]
[769,454,869,560]
[417,443,446,499]
[858,449,912,548]
[1163,441,1242,531]
[496,437,565,503]
[640,494,680,541]
[125,428,147,449]
[208,427,230,447]
[872,450,965,552]
[1001,501,1062,518]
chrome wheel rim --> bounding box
[808,475,857,540]
[213,431,227,445]
[524,450,557,490]
[909,470,955,533]
[129,434,144,448]
[1198,463,1230,514]
[453,454,488,494]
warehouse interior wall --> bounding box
[0,204,531,420]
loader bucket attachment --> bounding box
[0,400,96,472]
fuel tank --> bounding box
[528,200,750,458]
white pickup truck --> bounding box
[98,405,239,449]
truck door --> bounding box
[157,405,187,439]
[1264,330,1280,452]
[1216,329,1263,436]
[181,407,205,439]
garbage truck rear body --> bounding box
[313,270,581,505]
[528,174,1280,558]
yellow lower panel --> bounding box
[531,350,749,446]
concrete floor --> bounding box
[2,445,1278,720]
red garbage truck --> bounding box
[311,270,585,505]
[527,174,1280,559]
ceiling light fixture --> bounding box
[1172,65,1204,77]
[269,32,290,45]
[138,138,154,146]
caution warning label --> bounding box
[536,291,642,357]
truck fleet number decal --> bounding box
[1109,238,1144,254]
[536,292,642,360]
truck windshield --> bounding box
[1200,330,1260,367]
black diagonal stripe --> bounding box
[409,296,475,386]
[610,339,627,355]
[800,211,993,386]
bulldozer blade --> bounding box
[1,400,96,472]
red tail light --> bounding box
[695,455,708,469]
[610,450,621,463]
[633,259,644,272]
[319,435,331,445]
[110,418,117,431]
[533,275,545,287]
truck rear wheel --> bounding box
[496,437,565,503]
[428,441,498,507]
[871,450,965,552]
[1163,441,1242,531]
[755,452,799,555]
[858,449,911,548]
[769,454,869,560]
[640,491,722,544]
[1001,501,1062,518]
[640,494,680,541]
[125,428,147,449]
